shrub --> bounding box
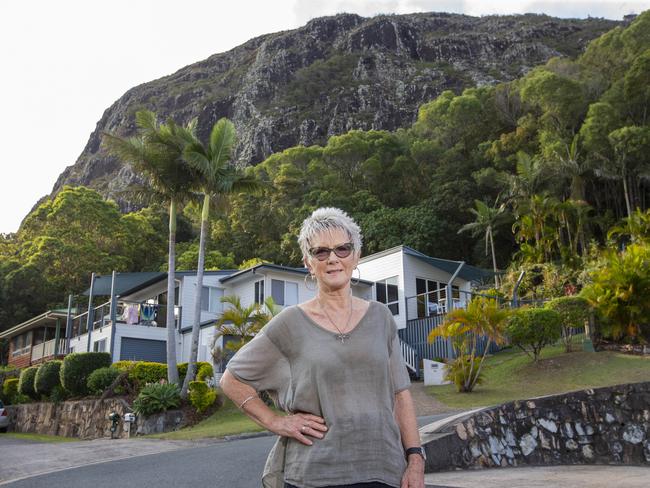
[130,362,167,386]
[0,367,19,395]
[50,384,69,403]
[60,352,112,396]
[506,308,562,362]
[18,366,39,399]
[111,360,136,372]
[132,382,181,417]
[197,363,214,382]
[87,367,120,396]
[443,357,485,393]
[546,296,591,352]
[188,381,217,413]
[34,360,63,397]
[177,361,213,382]
[3,378,20,404]
[581,243,650,343]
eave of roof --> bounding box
[219,263,373,286]
[0,310,72,339]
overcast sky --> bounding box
[1,0,648,234]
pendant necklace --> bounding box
[318,296,353,344]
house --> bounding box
[1,245,494,378]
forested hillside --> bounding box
[1,11,649,340]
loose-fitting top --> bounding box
[226,301,411,488]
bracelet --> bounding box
[238,394,258,410]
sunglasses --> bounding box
[308,242,355,261]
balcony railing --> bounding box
[71,300,182,337]
[31,338,65,362]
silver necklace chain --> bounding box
[318,297,353,343]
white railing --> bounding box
[400,338,419,378]
[31,338,61,361]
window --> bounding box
[201,286,224,313]
[254,280,265,304]
[376,276,399,315]
[416,278,461,317]
[93,338,106,352]
[11,332,31,356]
[271,279,299,306]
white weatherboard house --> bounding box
[1,245,492,377]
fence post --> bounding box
[512,270,526,308]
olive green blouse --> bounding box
[226,301,411,488]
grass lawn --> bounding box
[148,399,269,441]
[1,432,78,443]
[427,341,650,410]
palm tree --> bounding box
[180,119,262,397]
[212,295,279,361]
[459,199,508,287]
[428,296,510,393]
[103,110,196,385]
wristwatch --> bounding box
[405,446,426,461]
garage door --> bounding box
[120,338,167,362]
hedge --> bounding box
[87,367,121,395]
[35,360,63,397]
[60,352,112,396]
[18,366,39,399]
[2,378,19,403]
[113,361,214,388]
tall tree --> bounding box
[103,111,196,385]
[180,118,261,397]
[458,199,509,287]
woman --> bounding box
[220,207,425,488]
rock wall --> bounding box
[6,399,188,439]
[422,382,650,471]
[7,398,133,439]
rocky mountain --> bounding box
[52,12,619,209]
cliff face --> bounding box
[52,12,618,208]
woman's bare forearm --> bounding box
[394,389,421,450]
[220,369,327,445]
[219,369,279,430]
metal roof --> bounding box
[360,245,495,284]
[83,272,167,296]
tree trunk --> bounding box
[181,194,210,398]
[488,227,499,288]
[622,166,633,217]
[166,199,180,385]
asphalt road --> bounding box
[0,415,454,488]
[2,435,276,488]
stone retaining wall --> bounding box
[422,382,650,472]
[6,399,188,439]
[7,398,133,439]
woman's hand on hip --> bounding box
[401,455,425,488]
[270,412,327,446]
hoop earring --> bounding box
[304,273,317,291]
[351,267,360,286]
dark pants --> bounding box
[285,483,393,488]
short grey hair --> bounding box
[298,207,362,260]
